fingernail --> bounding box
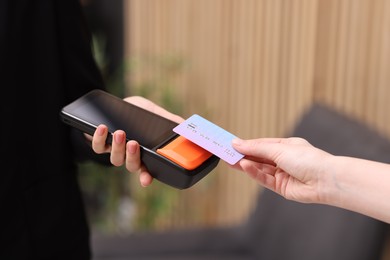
[232,138,243,146]
[114,132,125,144]
[97,125,105,136]
[127,142,137,154]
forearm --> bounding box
[325,156,390,223]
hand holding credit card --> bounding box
[173,114,244,165]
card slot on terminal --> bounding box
[157,136,213,170]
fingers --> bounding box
[139,167,153,187]
[237,158,277,191]
[110,130,126,166]
[124,96,184,124]
[232,137,308,162]
[125,140,141,172]
[125,141,154,187]
[92,124,111,153]
[91,125,154,187]
[232,138,280,161]
[242,155,277,166]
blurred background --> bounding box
[78,0,390,253]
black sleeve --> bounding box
[70,127,112,166]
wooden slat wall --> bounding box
[314,0,390,133]
[124,0,390,230]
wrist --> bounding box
[316,154,343,206]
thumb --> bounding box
[232,138,284,162]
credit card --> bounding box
[173,114,244,165]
